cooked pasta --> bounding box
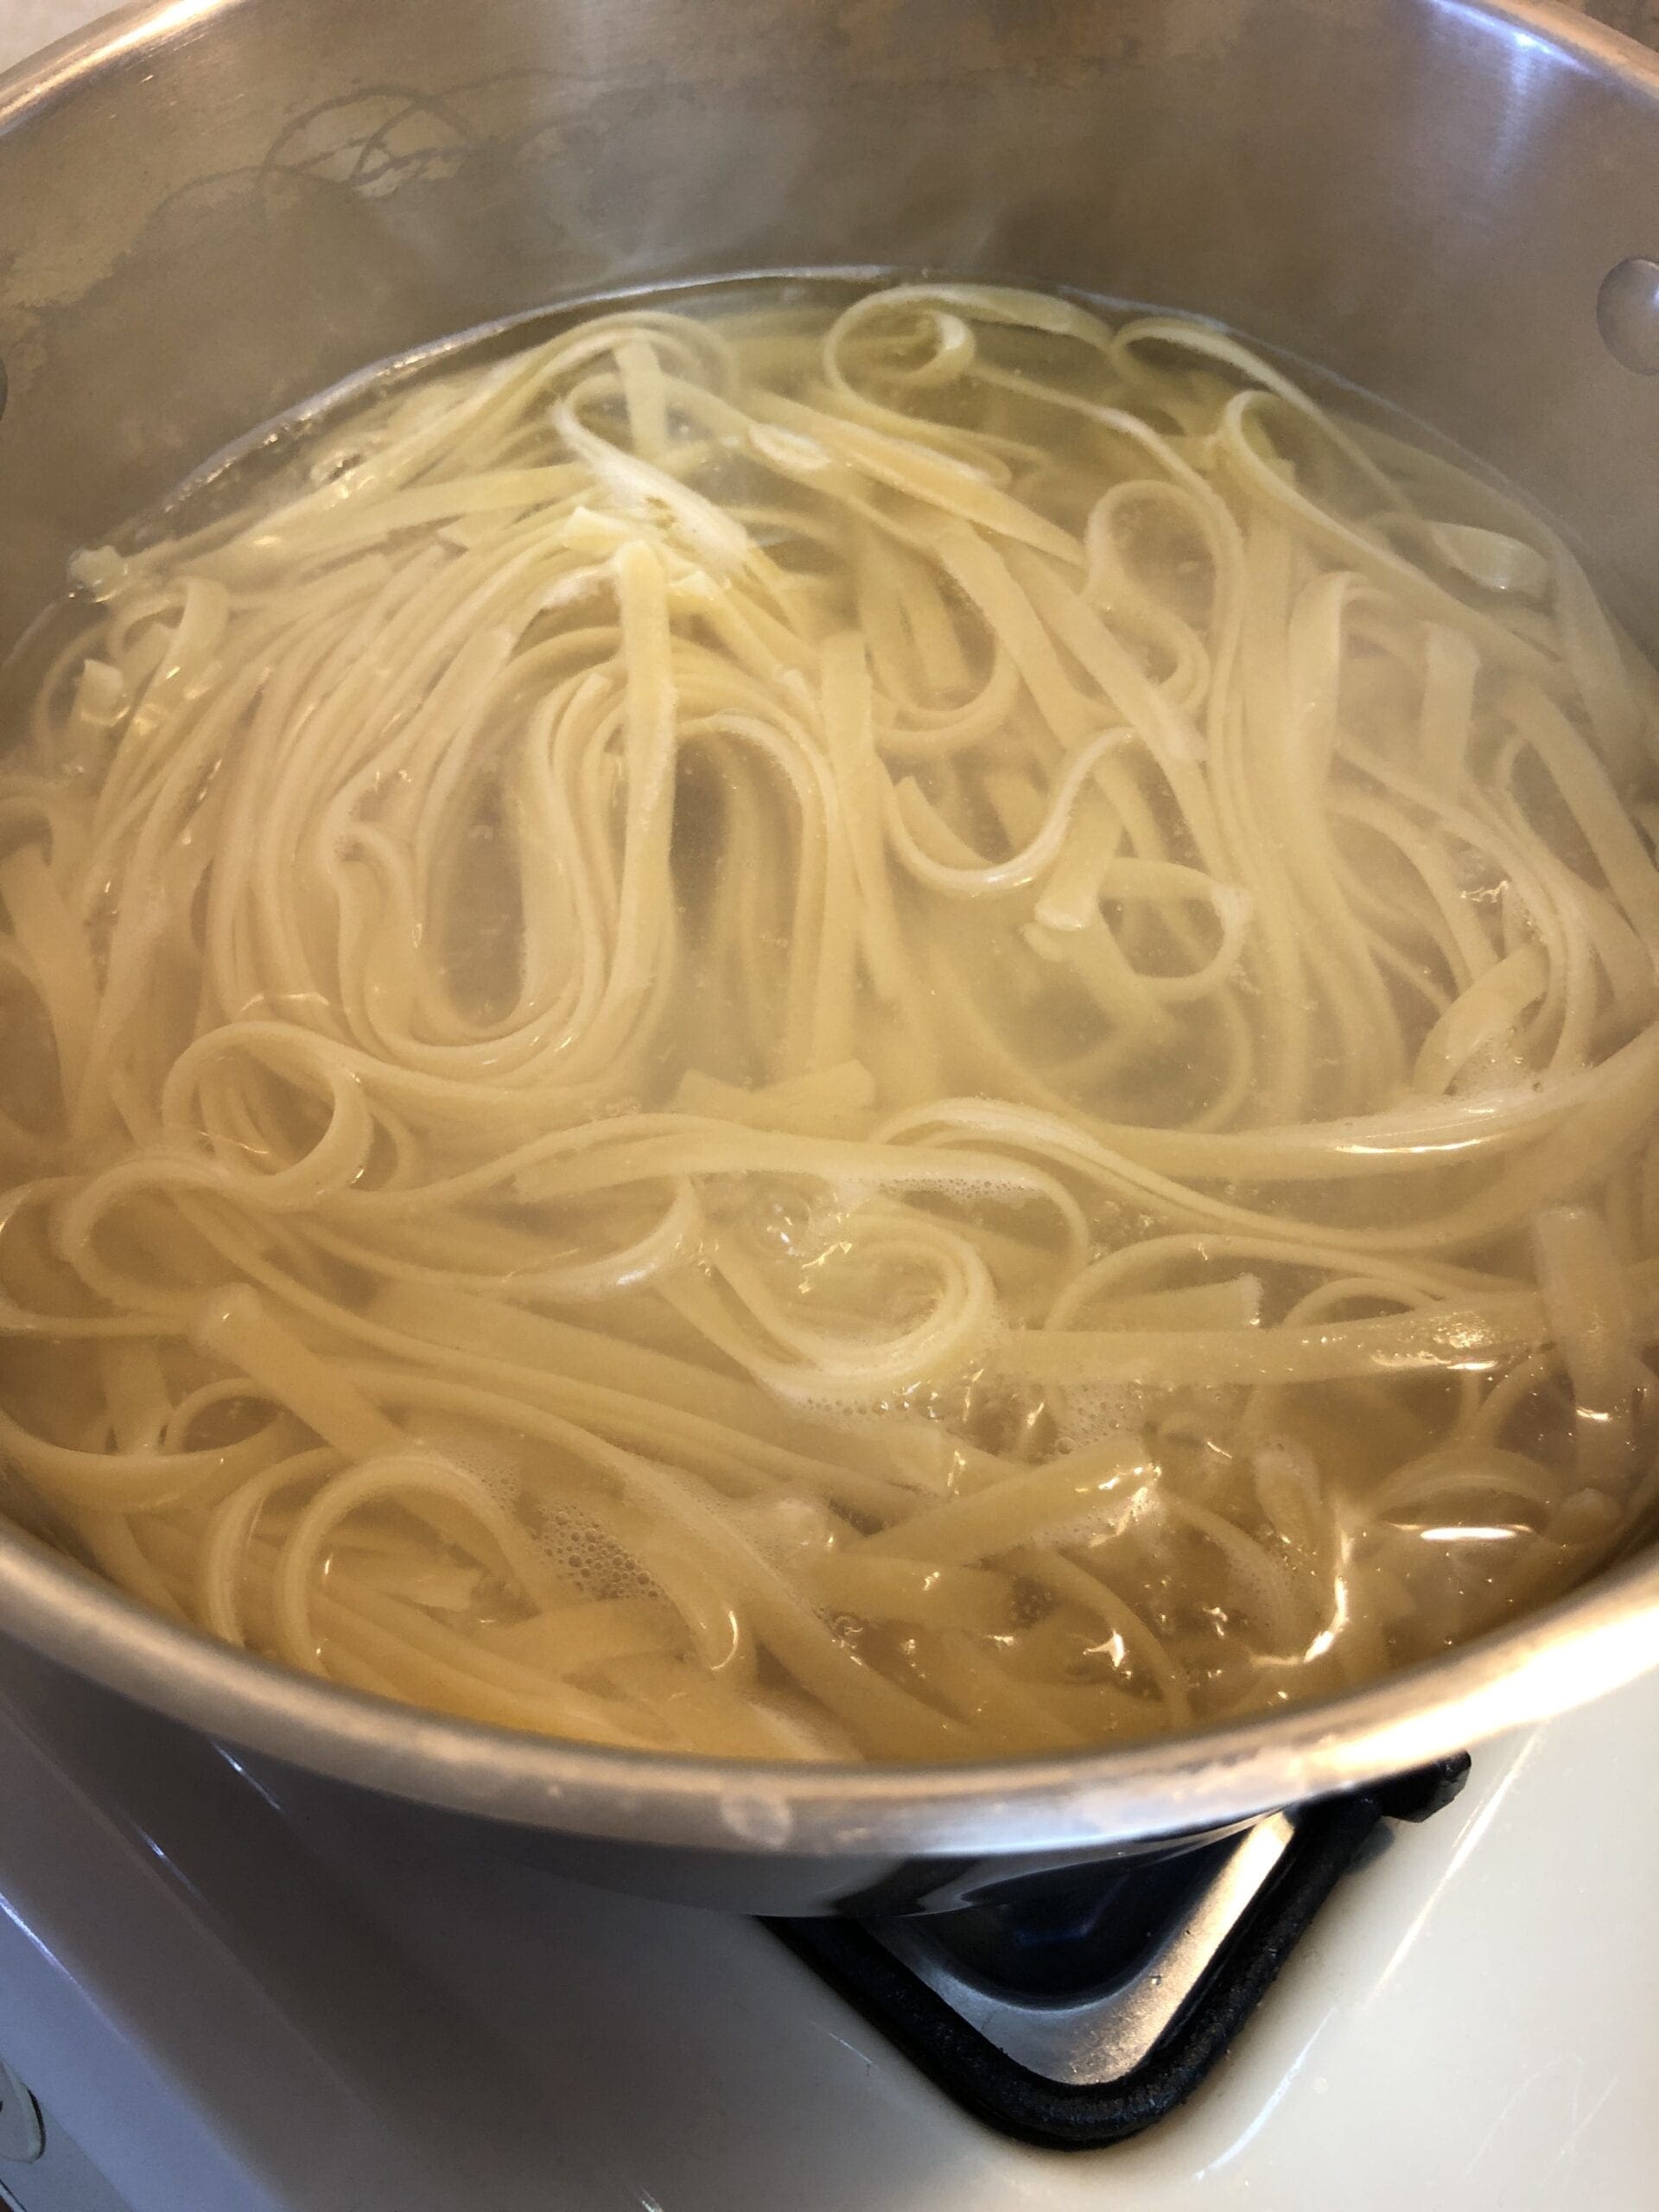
[2,278,1657,1763]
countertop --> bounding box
[2,0,1657,78]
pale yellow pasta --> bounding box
[1,279,1657,1764]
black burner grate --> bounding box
[767,1758,1469,2152]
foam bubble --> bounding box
[1055,1383,1157,1453]
[528,1503,659,1605]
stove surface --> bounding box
[0,1632,1653,2212]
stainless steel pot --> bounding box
[3,0,1659,1914]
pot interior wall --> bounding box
[1,0,1657,655]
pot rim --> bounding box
[1,1515,1657,1854]
[3,0,1659,1859]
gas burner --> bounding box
[770,1758,1470,2150]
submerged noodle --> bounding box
[2,280,1658,1762]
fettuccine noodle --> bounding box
[1,279,1656,1762]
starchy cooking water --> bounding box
[1,276,1657,1762]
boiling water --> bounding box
[1,276,1656,1764]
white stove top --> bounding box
[0,1631,1653,2212]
